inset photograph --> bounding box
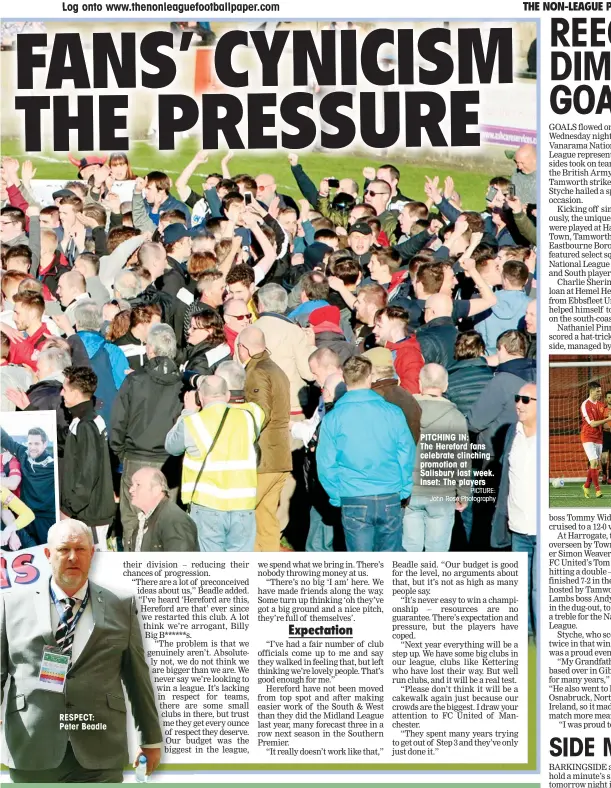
[1,410,59,547]
[550,354,611,507]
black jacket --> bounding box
[128,286,176,327]
[416,316,458,368]
[181,340,231,378]
[140,498,199,552]
[110,356,183,461]
[39,251,70,297]
[156,257,190,299]
[113,331,147,371]
[61,400,116,527]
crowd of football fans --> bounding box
[0,145,537,633]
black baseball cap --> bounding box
[348,221,373,236]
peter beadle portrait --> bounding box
[1,518,163,782]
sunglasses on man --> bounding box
[227,313,251,322]
[366,189,387,197]
[515,395,536,404]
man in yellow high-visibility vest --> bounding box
[165,375,264,551]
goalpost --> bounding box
[549,359,611,482]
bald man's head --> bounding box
[516,382,537,429]
[129,466,169,513]
[57,269,87,307]
[237,325,266,364]
[419,362,449,395]
[424,293,453,322]
[200,374,230,404]
[255,173,276,206]
[514,144,537,175]
[47,519,93,548]
[45,519,95,595]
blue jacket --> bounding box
[145,194,192,227]
[288,300,329,327]
[79,332,128,391]
[474,289,531,355]
[317,389,416,506]
[467,357,536,461]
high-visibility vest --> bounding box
[181,402,264,511]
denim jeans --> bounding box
[340,493,402,552]
[461,498,473,544]
[402,495,455,552]
[190,504,256,552]
[511,531,537,637]
[305,506,335,552]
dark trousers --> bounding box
[26,512,55,546]
[10,743,124,783]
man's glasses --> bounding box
[227,314,251,322]
[515,395,536,404]
[366,190,387,197]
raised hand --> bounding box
[6,388,30,410]
[424,175,442,204]
[21,160,37,184]
[460,256,476,277]
[76,212,100,229]
[298,198,310,222]
[269,195,281,219]
[506,195,524,214]
[102,192,122,214]
[318,179,330,197]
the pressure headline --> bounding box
[14,27,514,151]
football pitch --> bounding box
[549,481,611,508]
[0,138,498,210]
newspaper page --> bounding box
[0,2,606,788]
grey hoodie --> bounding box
[411,394,471,500]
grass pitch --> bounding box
[0,138,502,211]
[549,480,611,508]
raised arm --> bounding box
[175,150,209,202]
[220,150,234,180]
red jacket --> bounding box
[8,323,53,372]
[386,334,424,395]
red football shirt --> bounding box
[7,323,52,372]
[581,398,606,444]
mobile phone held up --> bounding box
[327,178,340,189]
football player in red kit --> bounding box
[581,381,611,498]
